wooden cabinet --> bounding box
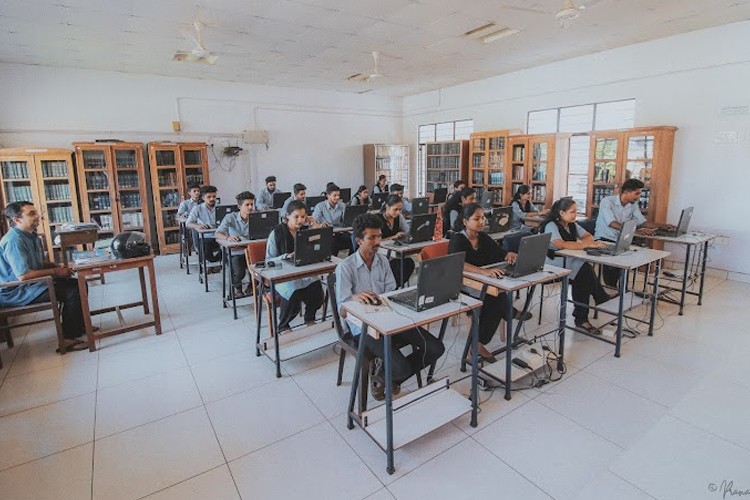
[363,144,409,194]
[147,142,209,254]
[0,148,80,261]
[506,134,556,207]
[469,130,510,203]
[423,140,468,196]
[587,126,676,223]
[73,142,151,245]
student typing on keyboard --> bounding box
[335,213,445,401]
[447,203,530,365]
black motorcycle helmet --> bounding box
[110,231,151,259]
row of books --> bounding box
[114,151,138,168]
[92,214,114,230]
[160,190,180,207]
[2,162,30,179]
[157,172,178,187]
[41,161,69,178]
[532,165,547,182]
[488,171,504,185]
[44,183,72,200]
[117,172,140,188]
[6,184,33,202]
[427,157,461,169]
[592,186,615,206]
[512,145,525,162]
[531,185,546,203]
[87,172,110,189]
[426,170,461,183]
[122,211,144,229]
[48,205,74,224]
[426,143,461,155]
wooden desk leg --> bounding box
[139,267,149,315]
[148,259,162,335]
[383,334,395,475]
[77,273,96,352]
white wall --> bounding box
[403,21,750,278]
[0,63,402,198]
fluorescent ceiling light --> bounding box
[482,28,521,44]
[464,23,499,39]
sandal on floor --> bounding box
[575,321,602,335]
[56,340,89,353]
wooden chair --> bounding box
[0,277,65,367]
[419,240,449,262]
[244,240,271,332]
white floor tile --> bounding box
[206,378,325,461]
[97,340,187,389]
[365,488,397,500]
[669,376,750,451]
[388,438,551,500]
[142,465,240,500]
[583,352,700,408]
[291,355,356,419]
[179,326,256,365]
[8,338,96,378]
[474,400,622,500]
[93,407,224,500]
[190,350,280,403]
[571,471,655,500]
[536,371,667,447]
[0,392,95,471]
[0,362,98,416]
[229,422,382,500]
[0,443,93,500]
[611,416,750,500]
[95,367,202,438]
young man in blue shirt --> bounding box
[335,213,444,400]
[0,202,87,351]
[215,191,256,297]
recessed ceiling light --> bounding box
[481,28,521,44]
[464,22,499,39]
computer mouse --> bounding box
[392,240,404,247]
[371,297,383,306]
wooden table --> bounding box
[57,227,105,284]
[72,254,162,352]
[461,265,571,400]
[556,247,670,357]
[342,290,482,475]
[250,259,338,378]
[639,232,717,315]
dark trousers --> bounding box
[333,232,353,256]
[31,278,85,340]
[572,262,611,323]
[193,231,221,263]
[363,327,445,385]
[478,293,511,345]
[230,254,248,288]
[277,281,325,330]
[389,258,415,288]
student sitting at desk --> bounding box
[448,203,530,363]
[335,213,444,400]
[594,178,673,287]
[312,183,352,256]
[350,185,370,207]
[186,185,221,271]
[377,195,415,288]
[256,176,279,211]
[388,183,412,215]
[542,198,613,335]
[177,183,202,218]
[265,200,326,332]
[445,179,466,204]
[443,187,477,237]
[0,202,88,352]
[281,183,307,215]
[215,191,256,298]
[510,184,548,231]
[372,174,389,195]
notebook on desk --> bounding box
[487,232,551,278]
[655,206,693,237]
[388,251,465,312]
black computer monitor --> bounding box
[432,188,448,204]
[305,196,326,213]
[371,192,388,210]
[215,205,239,225]
[248,210,279,240]
[272,192,290,209]
[339,187,352,204]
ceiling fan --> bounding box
[501,0,607,27]
[346,52,383,83]
[173,21,218,65]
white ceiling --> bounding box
[1,0,749,96]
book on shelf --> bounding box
[1,161,31,179]
[512,165,525,180]
[488,137,505,150]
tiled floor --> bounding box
[0,254,748,500]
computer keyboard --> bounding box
[390,289,418,307]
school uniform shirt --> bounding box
[510,200,539,230]
[335,250,396,336]
[256,187,277,211]
[350,196,369,207]
[378,213,410,239]
[401,197,413,214]
[448,231,506,267]
[177,199,200,217]
[265,224,319,300]
[594,195,646,241]
[543,221,589,280]
[0,227,47,306]
[280,195,298,215]
[187,203,218,228]
[216,211,250,239]
[312,200,346,227]
[372,184,389,194]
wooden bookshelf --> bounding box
[363,144,409,195]
[505,134,556,208]
[423,140,468,196]
[147,142,209,254]
[587,126,676,223]
[0,148,80,261]
[469,130,510,203]
[73,142,151,245]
